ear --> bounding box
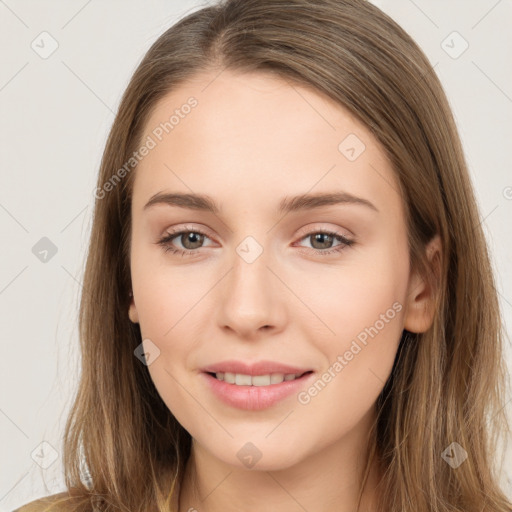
[403,234,442,334]
[128,293,139,324]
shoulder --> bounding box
[13,492,74,512]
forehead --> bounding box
[131,69,403,219]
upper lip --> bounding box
[201,360,313,376]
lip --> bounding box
[200,361,315,411]
[201,359,313,376]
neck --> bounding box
[177,408,382,512]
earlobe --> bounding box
[403,234,442,334]
[128,295,139,324]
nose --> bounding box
[216,248,286,340]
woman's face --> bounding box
[128,69,432,470]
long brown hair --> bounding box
[18,0,511,511]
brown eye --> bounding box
[156,228,213,256]
[295,229,354,256]
[178,232,205,250]
[309,233,336,250]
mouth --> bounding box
[201,369,316,410]
[204,370,314,386]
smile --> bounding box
[210,371,311,386]
[202,370,315,410]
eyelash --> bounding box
[156,226,355,258]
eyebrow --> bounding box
[143,191,379,214]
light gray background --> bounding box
[1,0,511,510]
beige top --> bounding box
[14,487,182,512]
[13,491,70,511]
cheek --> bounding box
[289,247,407,347]
[294,291,403,443]
[290,249,406,412]
[130,242,213,339]
[131,261,207,425]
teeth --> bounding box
[214,372,302,386]
[235,373,252,386]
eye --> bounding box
[155,226,355,257]
[156,226,213,256]
[294,230,354,256]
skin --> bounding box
[128,69,441,512]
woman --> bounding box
[16,0,512,510]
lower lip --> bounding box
[201,371,315,410]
